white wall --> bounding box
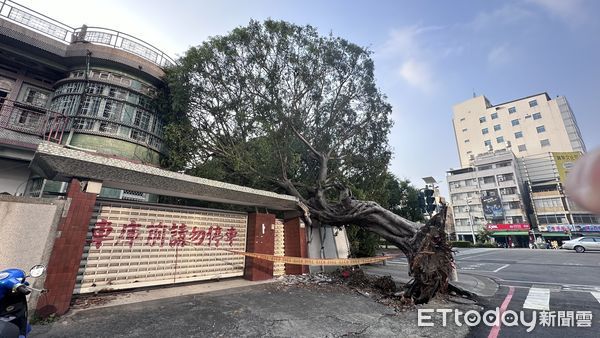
[306,224,350,273]
[0,196,65,310]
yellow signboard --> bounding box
[552,152,582,183]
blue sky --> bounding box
[21,0,600,195]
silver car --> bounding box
[561,237,600,253]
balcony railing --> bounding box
[0,0,175,68]
[0,99,67,140]
[532,190,562,198]
[0,100,49,135]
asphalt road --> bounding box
[456,248,600,337]
[387,247,600,337]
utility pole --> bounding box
[466,198,476,244]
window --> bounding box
[508,107,516,114]
[497,161,512,168]
[15,109,41,127]
[491,112,498,119]
[496,136,504,143]
[500,187,517,195]
[81,97,101,116]
[130,129,146,142]
[537,214,567,224]
[581,238,595,242]
[482,128,489,135]
[462,128,467,132]
[464,139,470,143]
[480,176,496,184]
[99,122,118,133]
[484,140,492,147]
[497,173,514,182]
[478,165,492,171]
[518,144,527,152]
[102,100,123,120]
[514,131,523,139]
[23,88,49,107]
[86,83,105,95]
[479,116,486,123]
[460,117,466,122]
[511,119,519,126]
[529,99,538,107]
[536,125,546,133]
[108,87,128,100]
[493,124,501,131]
[533,112,542,120]
[507,201,520,209]
[573,214,600,224]
[540,139,550,147]
[133,110,151,130]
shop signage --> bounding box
[482,195,504,220]
[486,223,530,231]
[543,224,600,232]
[552,152,582,184]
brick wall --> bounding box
[35,179,97,317]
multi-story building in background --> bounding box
[0,0,174,200]
[448,92,598,246]
[452,93,585,168]
[447,149,529,245]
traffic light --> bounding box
[423,188,437,214]
[418,191,426,213]
[424,188,435,205]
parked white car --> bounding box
[561,237,600,253]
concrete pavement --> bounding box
[32,280,480,338]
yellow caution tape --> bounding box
[225,250,399,266]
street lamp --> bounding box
[466,198,477,244]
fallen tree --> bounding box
[163,19,454,303]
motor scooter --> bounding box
[0,265,46,338]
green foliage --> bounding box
[383,174,425,223]
[346,224,380,257]
[451,240,472,248]
[476,227,493,244]
[163,19,392,199]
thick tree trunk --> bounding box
[304,192,453,304]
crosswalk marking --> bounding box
[523,287,550,310]
[592,291,600,304]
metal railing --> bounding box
[0,0,175,68]
[0,100,49,135]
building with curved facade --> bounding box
[0,0,174,199]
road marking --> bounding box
[386,261,408,265]
[492,278,600,290]
[592,292,600,304]
[493,264,510,273]
[523,288,550,310]
[488,286,515,338]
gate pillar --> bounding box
[36,179,97,317]
[244,212,275,281]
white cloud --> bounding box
[487,44,511,66]
[470,3,533,30]
[398,59,435,93]
[527,0,587,23]
[379,25,443,58]
[378,25,445,93]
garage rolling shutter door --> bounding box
[75,200,247,294]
